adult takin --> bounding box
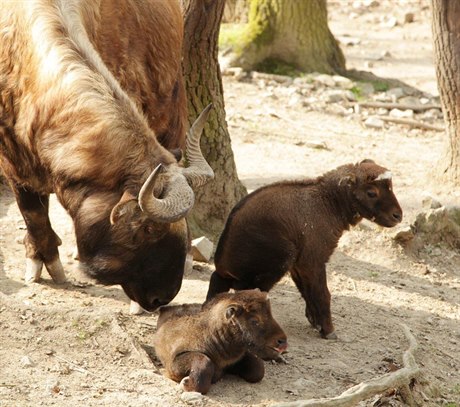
[206,160,402,339]
[0,0,214,310]
[154,289,288,394]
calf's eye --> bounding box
[367,190,377,198]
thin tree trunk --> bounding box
[182,0,247,242]
[229,0,345,74]
[432,0,460,185]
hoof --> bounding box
[323,331,338,340]
[179,376,191,391]
[25,258,43,283]
[45,258,67,284]
[129,301,145,315]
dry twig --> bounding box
[377,116,444,131]
[348,101,441,112]
[52,354,99,377]
[273,324,420,407]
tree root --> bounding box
[274,324,420,407]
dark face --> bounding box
[226,290,288,360]
[353,171,403,228]
[76,197,188,311]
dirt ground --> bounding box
[1,1,459,406]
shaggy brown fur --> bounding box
[206,160,403,339]
[154,290,288,394]
[0,0,210,310]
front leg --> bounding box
[171,352,216,394]
[12,185,66,284]
[291,262,336,339]
[226,352,265,383]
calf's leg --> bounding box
[12,185,66,284]
[226,352,265,383]
[206,271,234,301]
[172,352,215,394]
[290,262,335,339]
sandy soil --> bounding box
[1,2,459,406]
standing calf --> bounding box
[154,289,287,394]
[206,160,403,339]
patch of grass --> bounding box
[254,58,301,77]
[445,403,458,407]
[372,80,390,92]
[369,271,379,278]
[350,85,364,101]
[219,23,246,49]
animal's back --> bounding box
[214,181,321,289]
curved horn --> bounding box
[182,104,215,189]
[139,164,195,223]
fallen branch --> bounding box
[112,313,159,372]
[273,324,420,407]
[52,354,99,377]
[377,116,444,131]
[347,101,441,112]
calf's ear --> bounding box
[226,304,243,319]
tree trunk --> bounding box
[431,0,460,185]
[229,0,345,74]
[182,0,247,242]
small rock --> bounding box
[21,355,35,367]
[129,301,145,315]
[191,236,213,263]
[180,391,204,404]
[382,16,398,28]
[423,108,443,120]
[306,141,329,150]
[399,96,423,107]
[404,12,415,24]
[332,75,353,89]
[46,379,61,395]
[389,108,414,118]
[386,87,405,100]
[324,90,347,103]
[314,74,335,88]
[381,50,392,58]
[359,83,375,96]
[364,117,385,129]
[422,194,442,210]
[344,90,357,102]
[364,60,374,69]
[393,227,415,245]
[377,108,388,115]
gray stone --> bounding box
[389,108,414,118]
[332,75,353,89]
[364,117,385,129]
[324,90,347,103]
[386,87,405,100]
[422,195,442,210]
[21,355,35,367]
[314,74,335,88]
[180,391,204,404]
[191,236,213,263]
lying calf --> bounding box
[154,289,287,394]
[206,160,403,339]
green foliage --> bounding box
[350,85,363,100]
[372,81,390,92]
[219,23,245,49]
[255,58,301,77]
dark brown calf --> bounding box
[206,160,403,339]
[154,289,287,394]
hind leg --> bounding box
[12,185,66,284]
[290,262,335,339]
[226,352,265,383]
[206,271,234,301]
[171,352,216,394]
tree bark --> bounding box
[228,0,345,74]
[432,0,460,185]
[182,0,247,242]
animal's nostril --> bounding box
[277,338,288,350]
[393,212,402,221]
